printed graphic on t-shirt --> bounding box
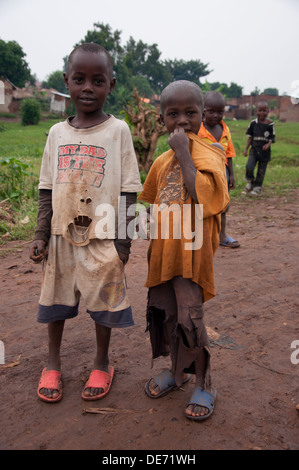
[157,158,188,206]
[57,144,107,187]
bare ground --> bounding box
[0,190,298,450]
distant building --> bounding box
[225,94,299,122]
[50,91,71,114]
[0,77,33,113]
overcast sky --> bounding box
[1,0,298,95]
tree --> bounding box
[42,70,67,93]
[164,58,210,85]
[202,81,243,98]
[263,88,279,96]
[124,88,167,172]
[0,39,31,87]
[251,87,261,96]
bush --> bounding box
[20,99,41,125]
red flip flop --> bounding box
[82,366,114,401]
[37,368,62,403]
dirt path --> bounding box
[0,191,298,450]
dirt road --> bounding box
[0,191,298,450]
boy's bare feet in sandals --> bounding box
[145,369,190,399]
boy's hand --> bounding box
[229,175,235,189]
[168,127,189,155]
[117,251,129,265]
[243,150,248,157]
[262,142,271,151]
[29,239,48,263]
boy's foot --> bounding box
[185,386,217,421]
[37,368,62,403]
[242,182,253,195]
[220,235,240,248]
[82,366,114,400]
[145,369,190,398]
[250,186,262,196]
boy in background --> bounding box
[198,91,240,248]
[139,81,229,420]
[30,43,142,403]
[243,101,275,195]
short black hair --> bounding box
[67,42,114,78]
[204,91,226,108]
[257,100,269,109]
[160,80,204,113]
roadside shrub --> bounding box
[0,156,38,204]
[20,99,41,126]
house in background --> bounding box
[0,78,71,116]
[50,91,71,114]
[224,93,299,122]
[0,77,33,113]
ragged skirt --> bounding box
[146,276,211,388]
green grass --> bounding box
[155,120,299,198]
[0,118,298,242]
[226,120,299,198]
[0,119,62,242]
[0,119,62,174]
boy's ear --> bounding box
[159,113,165,125]
[63,72,69,90]
[109,77,116,94]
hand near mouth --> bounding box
[168,127,190,154]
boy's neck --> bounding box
[69,110,110,129]
[203,120,223,140]
[257,117,269,124]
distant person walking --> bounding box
[243,101,275,196]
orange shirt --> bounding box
[198,121,235,165]
[138,132,229,302]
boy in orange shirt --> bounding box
[138,81,229,420]
[198,91,240,248]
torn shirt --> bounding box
[38,115,142,246]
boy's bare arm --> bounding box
[243,136,252,156]
[227,157,235,189]
[168,128,198,202]
[114,192,137,264]
[29,189,52,263]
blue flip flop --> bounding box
[220,235,240,248]
[185,386,217,421]
[145,369,191,399]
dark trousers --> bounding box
[246,150,269,188]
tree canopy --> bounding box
[0,39,31,87]
[73,22,211,113]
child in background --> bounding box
[243,101,275,195]
[30,43,142,403]
[138,80,229,420]
[198,91,239,248]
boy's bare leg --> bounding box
[219,212,227,243]
[39,320,65,400]
[83,323,111,398]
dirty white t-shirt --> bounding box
[39,115,143,245]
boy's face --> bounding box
[204,101,224,127]
[160,88,203,135]
[256,105,269,122]
[64,51,116,115]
